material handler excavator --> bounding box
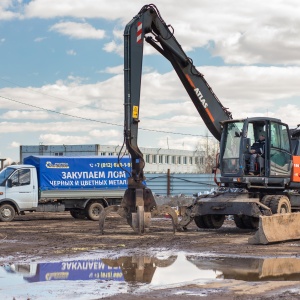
[100,4,300,244]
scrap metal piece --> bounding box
[178,205,195,229]
[151,204,179,234]
[99,205,127,235]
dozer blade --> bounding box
[248,212,300,245]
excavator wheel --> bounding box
[233,215,247,229]
[260,195,273,207]
[203,214,225,229]
[234,215,258,229]
[241,215,259,229]
[269,195,291,214]
[194,215,208,228]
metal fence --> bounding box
[145,173,218,196]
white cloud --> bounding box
[4,158,14,166]
[23,0,141,19]
[89,129,120,138]
[103,40,122,55]
[34,37,46,42]
[0,0,21,20]
[49,21,105,39]
[39,133,91,144]
[1,110,49,120]
[10,141,20,148]
[1,0,299,64]
[99,65,123,75]
[66,49,76,56]
[1,64,300,142]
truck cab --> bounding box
[0,165,38,221]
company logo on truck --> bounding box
[46,161,69,169]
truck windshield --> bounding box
[0,167,15,185]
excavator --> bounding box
[99,4,300,244]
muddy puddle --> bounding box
[1,252,300,299]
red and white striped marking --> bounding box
[136,22,143,44]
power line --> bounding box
[0,94,215,138]
[0,77,211,128]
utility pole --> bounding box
[0,159,6,170]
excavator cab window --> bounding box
[221,121,243,174]
[244,121,267,176]
[269,122,292,176]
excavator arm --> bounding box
[101,4,233,234]
[124,4,232,187]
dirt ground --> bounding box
[1,212,300,299]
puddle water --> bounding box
[1,252,300,299]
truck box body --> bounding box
[23,155,131,192]
[0,155,132,222]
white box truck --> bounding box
[0,155,131,222]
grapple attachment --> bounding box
[99,187,179,234]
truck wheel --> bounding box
[86,202,104,221]
[0,204,15,222]
[70,209,87,219]
[270,195,291,214]
[194,215,208,228]
[203,214,225,229]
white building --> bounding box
[20,144,205,173]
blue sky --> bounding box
[1,0,300,163]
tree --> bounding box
[195,135,219,173]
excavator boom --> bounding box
[120,4,232,234]
[124,5,232,177]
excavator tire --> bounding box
[234,215,258,229]
[269,195,291,214]
[260,195,273,207]
[203,214,225,229]
[241,215,259,230]
[233,215,247,229]
[194,215,208,228]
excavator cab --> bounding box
[219,117,293,189]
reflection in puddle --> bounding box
[5,259,124,282]
[188,256,300,281]
[2,253,300,299]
